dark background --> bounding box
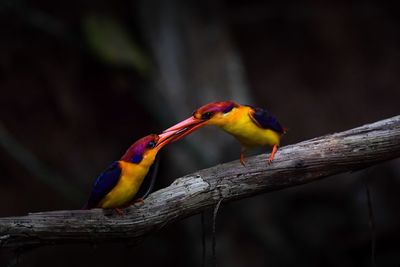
[0,0,399,266]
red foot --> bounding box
[268,145,278,164]
[133,198,145,205]
[114,208,124,215]
[240,151,246,166]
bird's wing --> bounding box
[83,161,121,209]
[248,106,284,133]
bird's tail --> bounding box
[283,127,289,134]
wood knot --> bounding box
[295,160,305,168]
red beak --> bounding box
[156,130,183,150]
[163,116,208,142]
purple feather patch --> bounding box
[120,134,158,163]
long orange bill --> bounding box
[163,116,208,141]
[156,131,182,149]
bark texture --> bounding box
[0,115,399,251]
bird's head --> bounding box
[121,132,182,166]
[163,101,239,138]
[193,101,239,124]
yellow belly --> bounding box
[98,161,148,209]
[218,107,282,148]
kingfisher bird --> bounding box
[83,131,183,213]
[164,101,286,165]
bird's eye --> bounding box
[201,112,214,120]
[147,141,156,148]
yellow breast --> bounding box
[98,161,148,209]
[211,106,282,148]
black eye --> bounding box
[201,112,214,120]
[147,141,156,148]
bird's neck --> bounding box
[134,150,157,169]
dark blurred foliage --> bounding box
[0,0,399,266]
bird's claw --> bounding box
[114,208,124,215]
[267,145,278,165]
[240,152,246,166]
[133,198,145,206]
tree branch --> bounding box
[1,115,400,251]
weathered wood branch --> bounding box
[1,116,400,251]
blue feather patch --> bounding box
[250,107,284,133]
[222,102,235,113]
[131,154,143,164]
[84,161,121,209]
